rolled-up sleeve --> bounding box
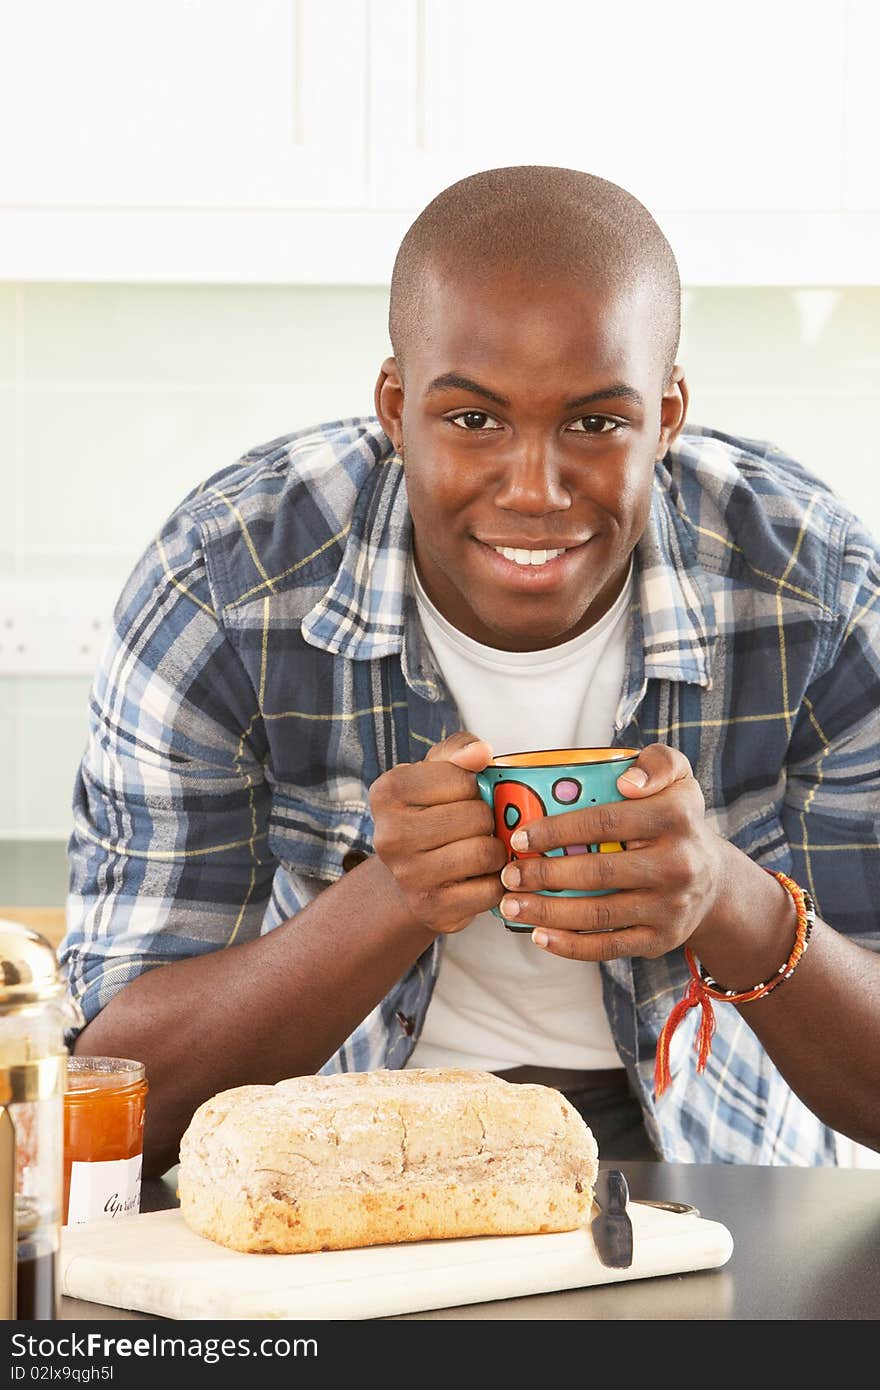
[60,505,276,1039]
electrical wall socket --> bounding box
[0,579,118,676]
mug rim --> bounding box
[489,746,639,768]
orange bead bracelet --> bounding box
[654,871,815,1098]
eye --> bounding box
[448,410,502,431]
[567,415,620,434]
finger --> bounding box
[616,742,693,797]
[425,730,493,772]
[386,798,497,854]
[432,873,506,922]
[531,924,662,962]
[497,886,650,934]
[508,796,664,855]
[398,871,506,937]
[502,887,666,960]
[372,758,487,809]
[422,834,509,885]
[501,844,655,896]
[402,847,506,925]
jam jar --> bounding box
[63,1056,148,1226]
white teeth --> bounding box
[494,546,566,566]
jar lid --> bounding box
[66,1056,146,1091]
[0,918,63,1010]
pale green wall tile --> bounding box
[18,383,378,567]
[18,387,183,560]
[682,288,880,391]
[16,705,87,837]
[0,677,92,836]
[0,675,19,833]
[19,284,391,386]
[279,381,379,427]
[0,736,18,836]
[16,759,80,838]
[0,678,90,839]
[681,289,805,384]
[0,842,69,908]
[11,551,135,587]
[0,386,16,573]
[0,286,17,382]
[13,675,92,713]
[819,290,880,387]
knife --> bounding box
[591,1167,634,1268]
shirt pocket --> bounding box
[267,785,375,884]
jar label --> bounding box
[66,1154,143,1225]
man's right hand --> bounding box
[368,731,507,934]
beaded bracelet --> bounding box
[654,870,815,1099]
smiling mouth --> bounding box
[492,545,568,567]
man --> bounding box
[61,166,880,1178]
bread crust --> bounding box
[178,1068,599,1254]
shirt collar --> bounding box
[302,445,718,702]
[614,461,718,729]
[301,451,413,659]
[637,461,718,683]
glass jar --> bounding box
[63,1057,148,1226]
[0,918,69,1320]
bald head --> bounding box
[389,165,681,384]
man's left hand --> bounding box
[497,743,727,960]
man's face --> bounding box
[376,266,687,652]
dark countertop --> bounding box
[57,1159,880,1321]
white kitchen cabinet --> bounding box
[0,0,367,207]
[369,0,845,214]
[369,0,879,285]
[845,0,880,209]
[0,0,878,284]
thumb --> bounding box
[616,742,693,796]
[425,730,494,772]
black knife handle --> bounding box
[591,1168,634,1268]
[596,1168,630,1211]
[606,1169,629,1209]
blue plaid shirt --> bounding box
[61,418,880,1165]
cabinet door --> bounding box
[369,0,846,214]
[846,0,880,208]
[0,0,367,207]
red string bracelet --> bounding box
[654,870,815,1099]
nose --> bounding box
[493,444,572,515]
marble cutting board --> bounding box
[60,1202,734,1320]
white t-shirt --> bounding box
[406,562,633,1073]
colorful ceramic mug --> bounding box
[475,746,640,932]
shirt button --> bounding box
[341,849,368,873]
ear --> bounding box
[374,356,405,453]
[655,365,689,460]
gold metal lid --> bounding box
[0,918,63,1010]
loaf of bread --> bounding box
[178,1067,599,1254]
